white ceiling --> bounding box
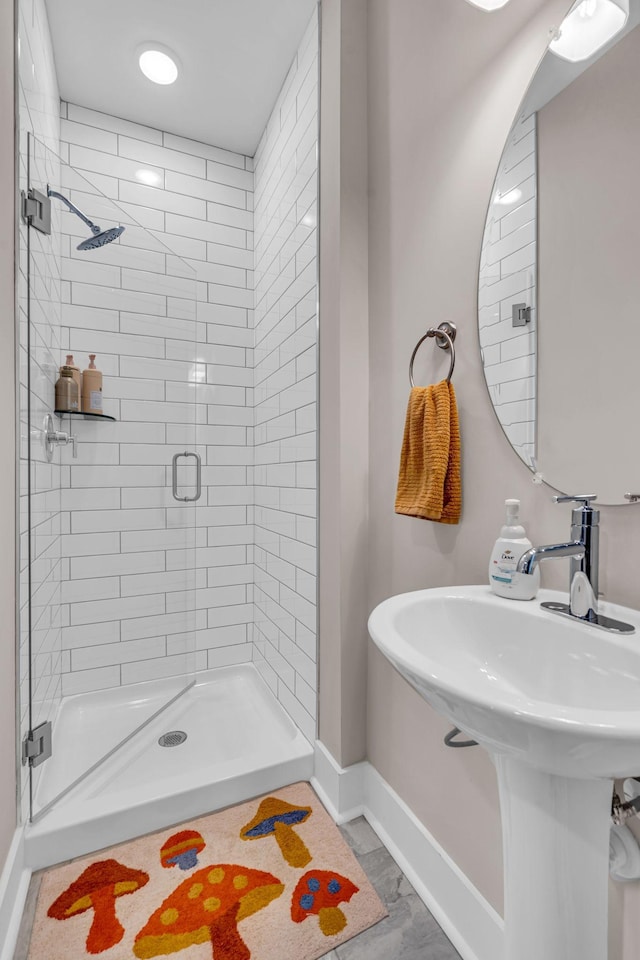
[44,0,316,155]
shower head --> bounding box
[47,188,125,251]
[77,226,125,251]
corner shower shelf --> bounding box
[54,410,117,422]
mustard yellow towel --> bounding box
[395,380,461,524]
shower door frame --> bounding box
[20,133,202,823]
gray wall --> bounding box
[364,0,640,952]
[319,0,370,768]
[320,0,640,955]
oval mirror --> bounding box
[478,0,640,505]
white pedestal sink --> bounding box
[368,586,640,960]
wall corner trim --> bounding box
[312,740,505,960]
[0,826,30,960]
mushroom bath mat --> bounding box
[27,782,387,960]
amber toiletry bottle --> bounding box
[55,365,79,412]
[82,354,103,414]
[65,354,82,396]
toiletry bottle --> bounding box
[65,354,82,396]
[55,365,79,412]
[82,354,103,414]
[488,499,540,600]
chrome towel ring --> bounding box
[409,321,457,386]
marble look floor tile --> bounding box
[339,817,383,857]
[335,894,460,960]
[333,822,462,960]
[356,845,414,906]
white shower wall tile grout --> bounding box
[58,103,256,695]
[53,7,318,739]
[18,1,318,811]
[251,10,318,743]
[478,111,537,469]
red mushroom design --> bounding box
[291,870,359,937]
[133,863,284,960]
[47,858,149,954]
[160,830,206,871]
[240,796,312,867]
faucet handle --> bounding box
[554,494,600,528]
[553,495,597,505]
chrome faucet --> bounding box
[516,494,634,634]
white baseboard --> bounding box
[313,740,504,960]
[0,827,31,960]
[311,740,366,823]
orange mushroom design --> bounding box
[240,797,312,868]
[160,830,206,871]
[133,864,284,960]
[47,859,149,954]
[291,870,359,937]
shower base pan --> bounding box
[24,664,314,869]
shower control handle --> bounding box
[172,451,202,502]
[44,414,77,460]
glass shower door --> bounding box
[22,136,202,820]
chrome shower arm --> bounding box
[47,187,101,236]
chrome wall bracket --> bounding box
[21,187,51,234]
[22,721,52,767]
[512,303,531,327]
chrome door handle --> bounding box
[172,451,202,502]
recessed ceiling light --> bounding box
[136,169,162,187]
[139,48,179,85]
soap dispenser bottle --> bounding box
[489,499,540,600]
[64,355,82,396]
[82,354,103,414]
[55,365,79,413]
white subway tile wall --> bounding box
[252,11,318,742]
[18,8,319,810]
[18,0,63,820]
[58,102,256,693]
[57,6,319,735]
[478,113,537,468]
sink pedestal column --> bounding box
[493,754,612,960]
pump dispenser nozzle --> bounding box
[505,499,520,522]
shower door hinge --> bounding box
[512,302,531,327]
[21,188,51,234]
[22,721,52,767]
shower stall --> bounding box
[18,1,319,867]
[21,135,199,823]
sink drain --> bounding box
[158,730,187,748]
